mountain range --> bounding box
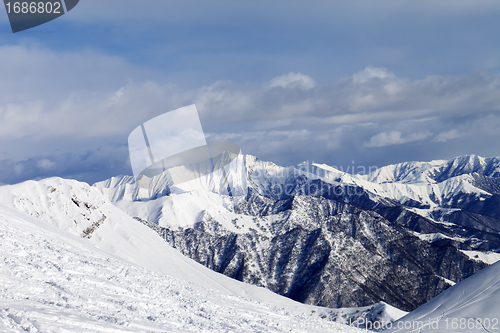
[0,153,499,331]
[94,154,500,312]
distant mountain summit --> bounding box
[362,155,500,184]
[95,154,500,312]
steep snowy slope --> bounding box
[383,261,500,333]
[361,159,446,184]
[0,203,364,333]
[0,178,332,309]
[97,154,500,224]
[281,156,500,256]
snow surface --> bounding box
[414,232,467,244]
[359,159,447,184]
[0,203,366,333]
[94,153,248,202]
[93,154,500,322]
[384,261,500,333]
[324,302,408,328]
[311,163,491,209]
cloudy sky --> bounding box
[0,0,499,185]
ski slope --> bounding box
[0,178,364,332]
[0,178,328,307]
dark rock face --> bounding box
[144,192,487,312]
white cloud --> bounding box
[0,44,159,140]
[364,131,432,148]
[352,67,396,84]
[268,72,316,90]
[206,127,343,162]
[434,129,460,142]
[37,159,56,170]
[1,43,498,144]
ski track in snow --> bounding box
[0,204,362,333]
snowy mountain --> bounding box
[383,260,500,332]
[95,154,500,312]
[362,155,500,184]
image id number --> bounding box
[5,1,61,14]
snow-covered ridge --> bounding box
[460,250,500,265]
[361,154,500,184]
[2,154,498,331]
[359,159,446,184]
[95,154,500,212]
[94,153,249,202]
[310,155,500,206]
